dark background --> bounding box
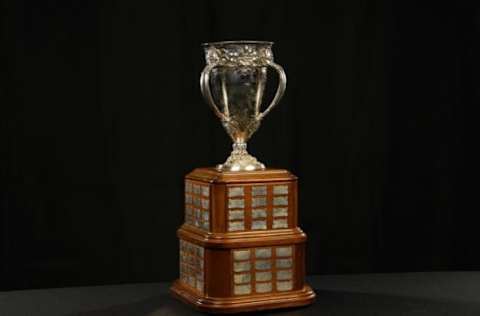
[1,0,479,291]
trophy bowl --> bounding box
[200,40,287,172]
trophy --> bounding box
[200,41,286,171]
[171,41,315,313]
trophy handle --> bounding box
[257,62,287,120]
[200,64,229,121]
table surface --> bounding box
[1,272,480,316]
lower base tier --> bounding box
[170,279,316,314]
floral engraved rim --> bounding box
[202,40,274,47]
[203,40,274,67]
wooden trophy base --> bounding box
[171,168,315,313]
[171,280,316,314]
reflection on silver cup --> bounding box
[200,41,287,172]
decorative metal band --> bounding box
[204,43,274,67]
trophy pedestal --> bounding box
[170,168,316,313]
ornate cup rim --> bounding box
[202,40,274,66]
[202,40,274,47]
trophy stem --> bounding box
[216,142,266,172]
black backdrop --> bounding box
[1,0,479,290]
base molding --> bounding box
[170,280,316,313]
[178,225,307,248]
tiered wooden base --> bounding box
[170,168,315,313]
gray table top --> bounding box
[1,272,480,316]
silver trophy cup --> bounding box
[200,41,287,172]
